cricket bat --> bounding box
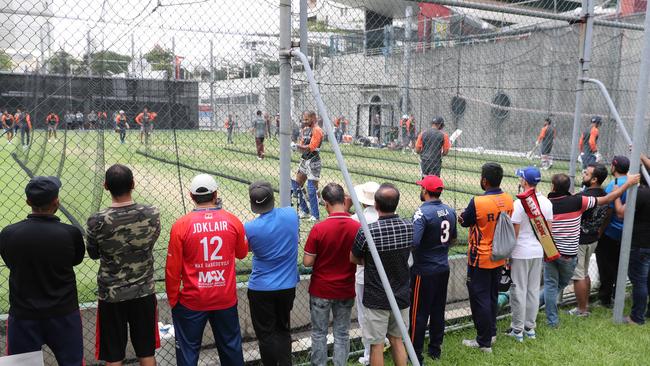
[449,129,463,146]
[525,143,539,160]
[517,188,560,262]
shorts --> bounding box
[572,241,598,280]
[362,307,409,344]
[298,156,321,181]
[96,294,160,362]
[47,125,57,131]
[141,123,153,132]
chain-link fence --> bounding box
[0,0,647,364]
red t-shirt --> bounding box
[304,212,360,299]
[165,208,248,311]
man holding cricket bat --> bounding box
[505,167,553,342]
[543,172,640,328]
[415,117,455,177]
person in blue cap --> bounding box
[505,167,552,342]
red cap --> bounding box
[416,175,444,192]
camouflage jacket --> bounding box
[86,203,161,302]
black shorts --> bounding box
[96,294,160,362]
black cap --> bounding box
[25,176,61,206]
[432,116,444,125]
[612,156,630,174]
[249,181,274,214]
[591,116,602,124]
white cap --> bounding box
[402,114,408,119]
[190,174,218,195]
[354,181,380,206]
[119,110,125,114]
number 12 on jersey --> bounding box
[200,236,223,261]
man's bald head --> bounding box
[375,183,400,214]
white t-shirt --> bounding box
[351,206,379,285]
[510,192,553,259]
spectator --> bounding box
[244,181,299,365]
[459,163,513,353]
[253,110,266,160]
[166,174,248,366]
[569,163,609,316]
[351,181,380,366]
[410,175,457,362]
[505,167,551,342]
[415,117,450,177]
[86,164,161,366]
[544,172,638,328]
[304,183,361,366]
[613,154,650,324]
[0,176,85,365]
[350,183,413,366]
[596,156,630,308]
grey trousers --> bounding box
[509,257,543,332]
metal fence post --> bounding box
[568,0,594,192]
[299,0,308,56]
[400,6,413,124]
[613,0,650,324]
[279,0,292,207]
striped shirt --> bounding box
[547,193,596,256]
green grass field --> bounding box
[0,128,570,313]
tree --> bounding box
[0,50,12,71]
[46,50,80,75]
[81,50,132,76]
[144,44,174,77]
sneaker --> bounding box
[461,339,492,353]
[298,211,310,219]
[504,328,523,342]
[308,216,319,222]
[524,327,536,339]
[491,336,497,345]
[624,316,642,325]
[567,307,590,317]
[357,356,369,365]
[257,156,262,160]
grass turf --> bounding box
[0,128,568,313]
[363,300,650,366]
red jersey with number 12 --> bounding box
[166,208,247,311]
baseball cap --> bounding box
[432,116,444,125]
[402,114,408,119]
[591,116,602,124]
[354,181,380,206]
[119,110,125,114]
[190,174,218,195]
[612,155,630,174]
[249,181,274,214]
[416,175,444,192]
[25,176,61,206]
[515,166,542,185]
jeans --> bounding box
[596,235,621,306]
[466,266,501,348]
[628,247,650,324]
[20,127,30,145]
[171,303,244,366]
[248,288,295,365]
[542,255,577,327]
[310,296,354,366]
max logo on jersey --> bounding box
[198,270,225,286]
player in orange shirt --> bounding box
[45,112,60,142]
[1,109,15,144]
[536,117,556,170]
[134,106,157,144]
[579,116,601,169]
[291,110,324,221]
[14,108,32,148]
[166,174,247,366]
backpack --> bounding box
[491,210,516,261]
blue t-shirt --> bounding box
[604,176,627,241]
[244,207,299,291]
[412,200,458,275]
